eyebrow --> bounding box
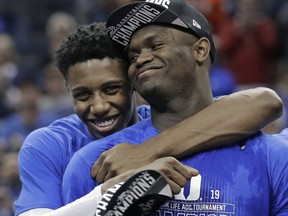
[101,80,125,87]
[70,86,88,92]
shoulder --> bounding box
[260,132,288,213]
[48,114,93,142]
[248,131,288,147]
[74,118,154,167]
[243,132,288,162]
[248,132,288,164]
[49,114,89,133]
[275,128,288,140]
[20,114,93,157]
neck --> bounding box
[150,88,214,132]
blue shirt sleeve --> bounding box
[61,120,152,204]
[14,128,65,215]
[137,105,151,120]
[268,135,288,215]
[62,152,97,204]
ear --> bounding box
[193,38,210,64]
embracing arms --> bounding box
[92,87,283,182]
[19,157,197,216]
[18,87,283,216]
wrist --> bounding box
[140,137,168,161]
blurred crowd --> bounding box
[0,0,287,215]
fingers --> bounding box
[91,149,123,183]
[171,159,199,180]
[135,157,199,194]
[189,166,199,176]
[91,151,110,183]
[101,169,136,194]
[165,178,183,194]
[90,155,103,178]
[104,170,116,182]
[166,165,198,194]
[91,151,199,194]
[91,143,143,182]
[159,157,199,194]
[90,152,106,179]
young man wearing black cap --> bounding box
[61,0,288,215]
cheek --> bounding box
[174,48,190,62]
[127,67,135,82]
[112,87,134,113]
[73,101,89,117]
[172,49,193,70]
[116,92,133,110]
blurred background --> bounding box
[0,0,287,215]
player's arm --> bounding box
[92,87,283,182]
[19,157,197,216]
[18,186,102,216]
[15,129,65,216]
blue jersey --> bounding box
[62,119,288,216]
[14,105,150,216]
[275,128,288,140]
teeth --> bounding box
[94,118,116,127]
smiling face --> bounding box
[66,58,136,139]
[127,25,200,105]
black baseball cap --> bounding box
[106,0,216,62]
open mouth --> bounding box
[93,118,117,127]
[88,115,120,133]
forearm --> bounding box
[143,87,283,159]
[19,186,103,216]
[91,88,283,181]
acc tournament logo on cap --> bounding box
[106,2,166,47]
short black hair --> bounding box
[55,22,129,79]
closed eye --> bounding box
[151,42,164,50]
[128,53,139,64]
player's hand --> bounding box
[91,143,155,183]
[101,157,199,195]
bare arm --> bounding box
[18,187,103,216]
[19,158,197,216]
[156,87,283,157]
[92,87,283,182]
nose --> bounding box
[135,49,153,69]
[90,95,110,117]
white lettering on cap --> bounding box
[112,4,161,46]
[145,0,170,9]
